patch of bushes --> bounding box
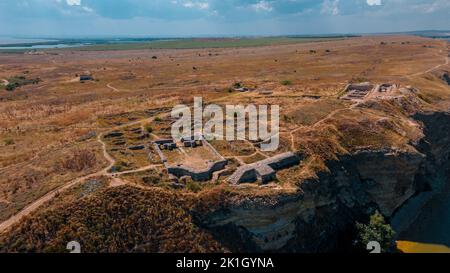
[186,180,202,193]
[59,149,97,172]
[111,160,130,173]
[233,82,242,89]
[0,187,226,253]
[5,76,41,91]
[3,138,14,146]
[355,210,395,253]
[144,124,153,133]
[281,80,292,86]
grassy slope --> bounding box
[0,186,226,253]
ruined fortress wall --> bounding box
[228,152,300,184]
[167,160,228,181]
[267,154,301,170]
[239,169,258,183]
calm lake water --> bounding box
[0,37,53,45]
[0,43,88,50]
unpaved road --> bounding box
[106,82,120,92]
[0,133,115,233]
[0,116,163,233]
[407,51,449,78]
[0,95,214,233]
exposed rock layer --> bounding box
[196,111,450,252]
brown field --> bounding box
[0,35,449,237]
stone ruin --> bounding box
[340,82,374,101]
[152,137,228,182]
[228,152,301,185]
[377,83,397,93]
[340,82,405,101]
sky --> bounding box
[0,0,449,37]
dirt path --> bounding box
[112,164,163,176]
[407,51,449,78]
[0,132,117,233]
[106,82,120,92]
[0,87,369,233]
[288,106,354,150]
[0,115,163,233]
[0,86,269,233]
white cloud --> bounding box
[251,1,273,12]
[321,0,339,15]
[367,0,382,6]
[183,1,209,10]
[66,0,81,6]
[82,6,93,12]
[419,0,450,13]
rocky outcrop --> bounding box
[195,111,450,252]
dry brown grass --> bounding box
[0,34,448,220]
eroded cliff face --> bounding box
[196,111,450,253]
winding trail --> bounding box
[106,82,120,92]
[0,115,163,233]
[0,133,115,233]
[406,51,449,78]
[287,48,449,151]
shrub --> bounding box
[281,80,292,86]
[154,116,162,122]
[4,138,14,146]
[356,210,395,253]
[142,175,160,185]
[144,124,153,133]
[186,180,201,193]
[60,149,96,172]
[6,83,17,91]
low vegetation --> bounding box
[5,76,41,91]
[280,80,292,86]
[58,149,97,173]
[0,187,226,253]
[67,37,349,51]
[355,210,396,253]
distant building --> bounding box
[80,75,94,82]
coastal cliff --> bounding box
[195,110,450,252]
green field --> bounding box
[0,36,355,53]
[72,37,351,51]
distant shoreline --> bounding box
[0,35,356,52]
